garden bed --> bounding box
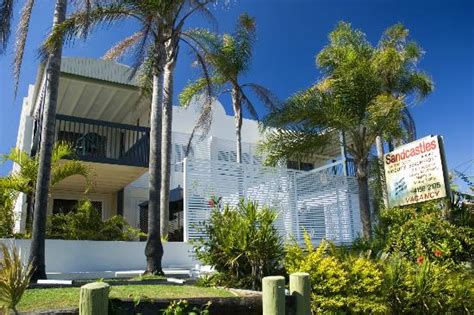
[15,285,296,315]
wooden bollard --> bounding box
[290,272,311,315]
[262,276,285,315]
[79,282,110,315]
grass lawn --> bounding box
[17,285,235,312]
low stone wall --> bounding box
[0,239,198,275]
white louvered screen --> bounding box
[184,158,362,245]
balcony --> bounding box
[54,114,150,167]
[30,115,151,194]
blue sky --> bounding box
[0,0,473,185]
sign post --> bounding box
[384,135,450,208]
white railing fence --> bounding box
[183,158,362,245]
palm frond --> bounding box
[239,88,259,120]
[51,143,74,163]
[241,83,280,111]
[0,0,14,54]
[176,0,216,31]
[50,160,90,189]
[13,0,35,98]
[103,31,143,61]
[258,128,331,167]
[40,3,134,60]
[0,175,31,194]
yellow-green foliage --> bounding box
[285,233,387,313]
[0,244,32,312]
[286,232,473,313]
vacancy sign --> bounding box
[384,135,448,207]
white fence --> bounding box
[183,158,362,245]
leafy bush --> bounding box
[193,199,284,290]
[0,244,33,313]
[0,189,16,238]
[46,199,144,241]
[286,232,474,313]
[285,234,387,313]
[379,202,473,264]
[381,254,473,313]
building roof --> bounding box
[60,57,138,87]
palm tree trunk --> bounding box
[28,0,67,282]
[159,52,177,239]
[231,85,243,164]
[375,135,389,208]
[145,68,164,275]
[355,157,372,238]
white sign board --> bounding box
[384,135,448,207]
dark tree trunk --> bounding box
[145,68,164,275]
[231,85,243,164]
[159,45,178,239]
[28,0,67,282]
[375,135,389,208]
[355,158,372,238]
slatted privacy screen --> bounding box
[184,158,362,245]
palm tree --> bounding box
[260,22,432,238]
[0,0,78,281]
[1,143,90,233]
[44,0,217,274]
[180,13,279,163]
[374,23,433,207]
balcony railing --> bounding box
[54,114,150,167]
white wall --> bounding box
[0,239,198,273]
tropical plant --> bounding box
[180,13,278,163]
[0,244,33,313]
[260,22,432,238]
[0,143,90,232]
[44,0,219,274]
[46,199,144,241]
[193,199,284,290]
[0,0,97,281]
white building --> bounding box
[13,57,361,244]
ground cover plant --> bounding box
[193,198,284,290]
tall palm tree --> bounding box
[374,23,433,207]
[0,0,83,281]
[260,22,432,238]
[180,13,278,163]
[44,0,217,274]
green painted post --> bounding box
[262,275,285,315]
[79,282,110,315]
[290,272,311,315]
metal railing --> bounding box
[54,114,150,167]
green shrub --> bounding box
[0,244,33,313]
[46,199,144,241]
[285,233,388,313]
[381,254,473,313]
[380,202,473,264]
[286,233,474,314]
[193,199,284,290]
[0,189,16,238]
